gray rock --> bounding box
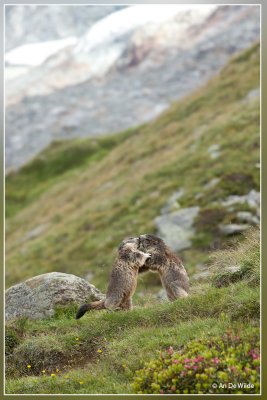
[207,144,221,159]
[160,188,185,215]
[191,270,211,281]
[247,190,260,212]
[155,289,168,302]
[241,87,260,103]
[236,211,259,224]
[222,190,260,217]
[195,178,220,199]
[155,206,199,251]
[226,265,241,273]
[5,272,104,321]
[203,178,220,190]
[219,223,250,235]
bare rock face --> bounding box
[5,272,104,321]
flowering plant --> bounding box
[132,329,260,394]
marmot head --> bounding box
[118,237,139,252]
[138,234,166,254]
[118,237,150,266]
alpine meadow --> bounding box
[5,41,260,394]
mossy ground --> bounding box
[5,43,260,394]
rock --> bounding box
[247,190,260,213]
[207,144,221,159]
[191,270,211,281]
[155,206,199,251]
[195,178,220,199]
[241,87,260,103]
[236,211,259,224]
[160,188,185,215]
[203,178,220,190]
[222,190,260,217]
[155,289,168,302]
[222,190,259,207]
[219,223,250,235]
[5,272,104,321]
[226,265,241,273]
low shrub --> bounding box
[132,329,260,394]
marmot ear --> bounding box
[118,243,124,251]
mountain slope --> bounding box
[5,5,260,171]
[6,43,260,292]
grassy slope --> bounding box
[6,43,260,291]
[5,229,260,394]
[5,44,260,394]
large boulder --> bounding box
[5,272,104,321]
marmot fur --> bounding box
[76,238,150,319]
[138,234,189,300]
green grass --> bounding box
[211,227,260,288]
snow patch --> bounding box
[5,36,77,66]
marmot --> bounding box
[137,234,189,300]
[75,238,151,319]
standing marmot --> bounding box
[75,238,151,319]
[137,234,189,300]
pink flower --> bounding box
[167,347,174,355]
[248,349,259,360]
[183,358,191,363]
[173,359,178,364]
[212,357,220,365]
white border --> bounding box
[3,2,262,397]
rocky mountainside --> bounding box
[5,5,123,51]
[5,5,260,172]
